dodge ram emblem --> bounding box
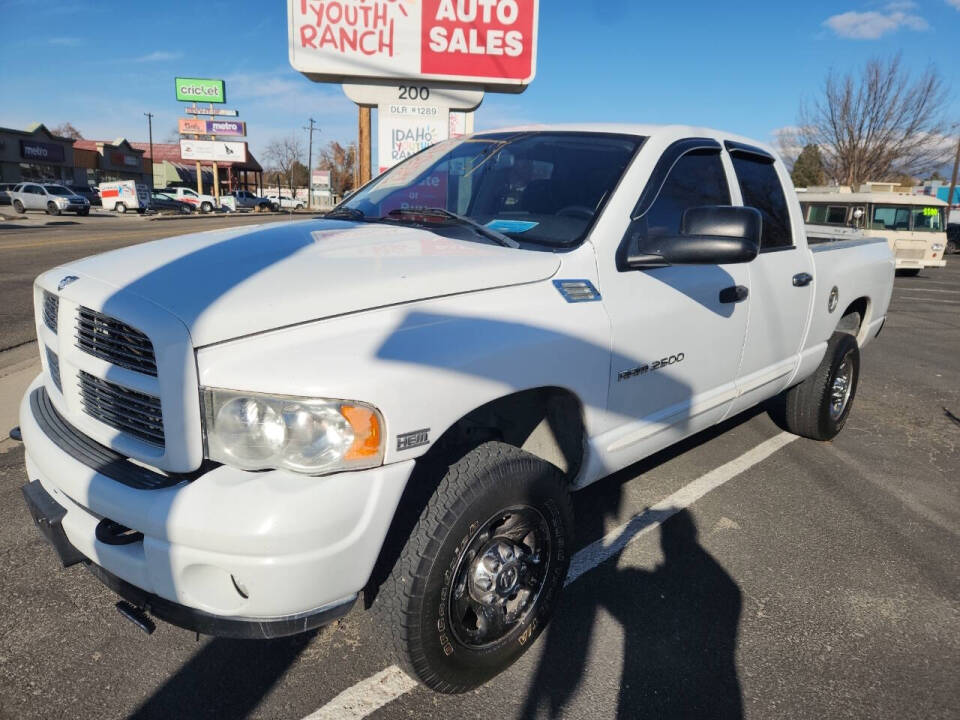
[58,275,79,291]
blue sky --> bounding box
[1,0,957,165]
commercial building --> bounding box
[130,142,264,194]
[0,123,78,184]
[73,139,151,187]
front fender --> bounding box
[196,281,613,465]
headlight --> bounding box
[932,243,944,251]
[201,388,384,474]
[56,198,68,206]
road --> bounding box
[0,220,957,720]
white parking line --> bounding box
[302,431,798,720]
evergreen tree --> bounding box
[791,144,826,187]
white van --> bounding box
[99,180,150,214]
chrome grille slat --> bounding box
[78,371,164,447]
[75,307,157,376]
[45,346,62,393]
[43,292,58,334]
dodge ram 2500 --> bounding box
[16,125,894,693]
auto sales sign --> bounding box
[288,0,539,91]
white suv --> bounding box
[10,183,90,216]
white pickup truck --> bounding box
[17,125,893,693]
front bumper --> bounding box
[19,375,414,634]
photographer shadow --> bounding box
[521,509,743,720]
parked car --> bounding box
[0,182,18,206]
[10,182,90,215]
[67,184,101,207]
[163,186,218,213]
[99,180,150,213]
[266,194,304,210]
[148,190,194,215]
[228,190,275,212]
[17,124,895,694]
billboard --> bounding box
[288,0,539,92]
[175,77,226,103]
[178,118,247,136]
[180,139,248,163]
[183,105,239,117]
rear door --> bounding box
[725,142,814,415]
[599,139,750,463]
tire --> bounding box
[200,202,212,214]
[295,203,304,210]
[780,332,860,441]
[46,202,60,216]
[78,209,89,216]
[375,441,573,693]
[897,268,921,277]
[13,199,24,214]
[115,202,127,214]
[947,238,958,255]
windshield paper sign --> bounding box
[289,0,538,89]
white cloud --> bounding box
[134,51,183,62]
[946,0,960,10]
[824,4,929,39]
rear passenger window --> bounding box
[641,150,730,240]
[731,154,793,249]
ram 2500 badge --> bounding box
[16,125,894,692]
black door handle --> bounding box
[793,272,813,287]
[719,285,749,304]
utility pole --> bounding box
[303,118,318,209]
[143,112,154,188]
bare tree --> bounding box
[316,141,357,197]
[798,55,951,188]
[264,134,305,194]
[51,122,83,139]
[163,126,181,144]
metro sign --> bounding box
[288,0,539,91]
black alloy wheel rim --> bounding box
[448,505,552,649]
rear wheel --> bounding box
[779,332,860,441]
[375,441,573,693]
[115,202,127,214]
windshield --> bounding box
[45,185,72,196]
[910,206,944,232]
[340,132,643,247]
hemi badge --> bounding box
[553,279,601,303]
[397,428,430,451]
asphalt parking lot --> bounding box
[0,218,957,719]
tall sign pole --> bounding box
[304,117,318,208]
[143,112,154,187]
[358,108,371,186]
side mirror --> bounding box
[625,205,761,269]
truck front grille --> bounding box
[43,292,58,333]
[78,371,164,447]
[46,347,62,393]
[75,307,157,376]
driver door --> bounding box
[597,140,750,465]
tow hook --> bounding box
[115,601,156,635]
[8,426,22,442]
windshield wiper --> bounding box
[388,207,519,248]
[325,206,367,220]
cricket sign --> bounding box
[180,139,248,163]
[179,118,247,136]
[175,77,226,103]
[288,0,539,92]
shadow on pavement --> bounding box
[521,508,743,720]
[126,633,315,720]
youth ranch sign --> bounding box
[288,0,539,91]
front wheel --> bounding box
[12,199,24,213]
[897,268,921,277]
[46,202,60,216]
[376,442,572,693]
[779,332,860,441]
[200,202,213,214]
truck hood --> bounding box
[58,219,561,346]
